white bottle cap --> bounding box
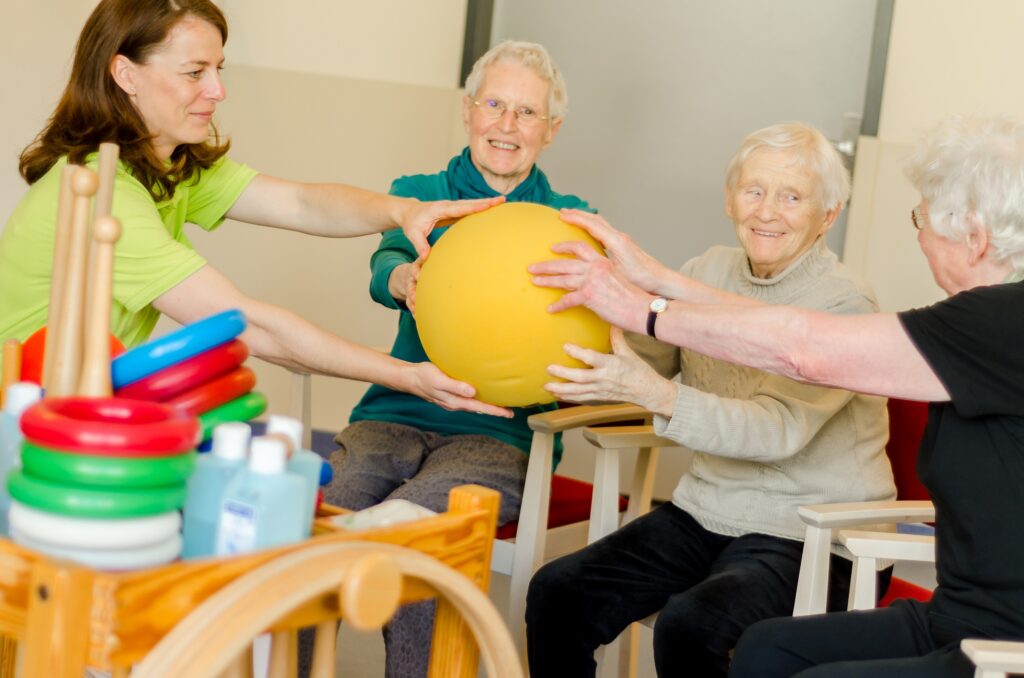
[266,415,303,450]
[249,436,286,475]
[3,382,42,417]
[211,422,251,461]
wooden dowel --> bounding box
[93,143,119,219]
[1,339,22,407]
[48,167,98,398]
[41,165,77,393]
[77,216,121,397]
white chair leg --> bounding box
[289,371,312,449]
[793,525,832,615]
[507,431,555,665]
[848,555,878,611]
[588,448,622,543]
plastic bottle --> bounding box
[181,422,251,558]
[215,436,306,555]
[266,415,322,536]
[0,382,43,537]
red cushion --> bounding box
[495,474,629,539]
[886,399,931,501]
[879,576,934,607]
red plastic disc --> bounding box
[164,366,257,416]
[20,397,199,456]
[114,340,248,402]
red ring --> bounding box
[21,397,199,456]
[114,340,248,402]
[164,366,257,416]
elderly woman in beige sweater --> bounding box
[525,123,895,678]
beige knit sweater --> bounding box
[629,238,896,541]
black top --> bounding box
[898,281,1024,642]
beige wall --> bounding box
[844,0,1024,311]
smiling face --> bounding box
[726,148,840,278]
[462,61,561,194]
[111,16,226,162]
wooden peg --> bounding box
[41,165,77,393]
[48,166,98,397]
[94,143,119,219]
[78,216,121,397]
[1,339,22,407]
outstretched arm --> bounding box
[531,233,948,402]
[153,265,512,417]
[227,174,502,257]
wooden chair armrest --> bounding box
[581,425,675,450]
[839,529,936,563]
[961,639,1024,675]
[797,500,934,529]
[527,404,650,434]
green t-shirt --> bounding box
[0,155,258,370]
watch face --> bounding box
[650,297,669,313]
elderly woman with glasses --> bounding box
[530,116,1024,678]
[524,122,895,677]
[320,39,593,678]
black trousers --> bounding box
[526,503,875,678]
[730,599,975,677]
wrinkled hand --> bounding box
[529,240,651,333]
[401,196,505,258]
[558,209,673,294]
[408,362,513,418]
[545,328,678,415]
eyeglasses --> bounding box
[911,206,925,231]
[471,98,549,126]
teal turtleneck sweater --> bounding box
[349,148,594,462]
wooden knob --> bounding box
[71,166,99,198]
[92,215,122,244]
[339,552,402,631]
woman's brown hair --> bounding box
[19,0,230,201]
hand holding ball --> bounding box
[415,203,610,407]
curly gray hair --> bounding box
[905,115,1024,271]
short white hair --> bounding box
[725,122,850,210]
[464,40,567,120]
[905,115,1024,271]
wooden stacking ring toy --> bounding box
[112,309,246,388]
[114,339,249,402]
[11,529,183,570]
[165,366,257,417]
[9,501,181,550]
[20,441,196,488]
[7,469,187,518]
[20,397,199,456]
[198,391,267,441]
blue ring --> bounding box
[112,309,246,388]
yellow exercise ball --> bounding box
[415,202,611,407]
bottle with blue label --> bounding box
[215,436,306,555]
[266,415,322,536]
[0,383,43,537]
[181,422,251,558]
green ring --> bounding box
[7,469,187,518]
[20,441,196,489]
[198,391,267,441]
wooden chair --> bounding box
[3,484,506,677]
[288,371,661,661]
[130,540,521,678]
[791,399,1024,678]
[793,397,933,615]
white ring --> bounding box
[9,501,181,549]
[10,529,182,570]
